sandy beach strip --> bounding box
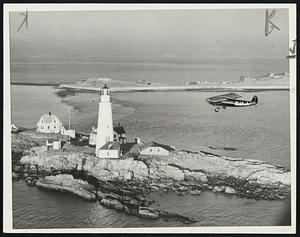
[60,84,290,92]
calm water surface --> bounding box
[11,58,288,85]
[13,181,291,228]
[11,58,291,228]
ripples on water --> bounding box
[13,181,291,228]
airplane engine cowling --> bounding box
[251,96,258,104]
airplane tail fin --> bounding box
[251,96,258,104]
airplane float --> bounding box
[206,93,258,112]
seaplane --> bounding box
[286,40,296,59]
[17,9,28,31]
[206,93,258,112]
[265,9,280,36]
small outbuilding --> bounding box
[46,139,62,150]
[61,129,76,139]
[138,142,175,156]
[11,124,19,133]
[89,126,97,146]
[97,141,120,159]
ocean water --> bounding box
[10,58,291,228]
[11,58,288,85]
[13,181,291,229]
[11,85,73,129]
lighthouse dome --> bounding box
[100,84,110,96]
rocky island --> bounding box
[12,130,291,224]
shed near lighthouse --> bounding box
[95,84,117,157]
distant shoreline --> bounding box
[10,82,290,92]
[11,82,60,86]
[59,84,290,93]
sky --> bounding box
[9,9,290,61]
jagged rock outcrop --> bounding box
[11,133,40,154]
[35,174,97,201]
[169,151,290,187]
[13,140,292,224]
[17,141,290,202]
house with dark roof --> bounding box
[138,142,175,156]
[113,124,126,144]
[36,112,65,134]
[11,124,19,133]
[97,141,120,158]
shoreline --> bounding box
[11,82,60,86]
[11,83,290,92]
[60,84,290,93]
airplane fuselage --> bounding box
[208,100,256,107]
[205,93,258,112]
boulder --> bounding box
[35,174,97,201]
[138,207,160,219]
[12,171,18,180]
[100,198,125,211]
[178,186,188,191]
[190,190,201,195]
[183,170,208,183]
[213,186,223,192]
[224,186,235,194]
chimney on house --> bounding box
[135,137,141,144]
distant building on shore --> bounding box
[138,142,175,156]
[36,112,65,134]
[11,124,19,133]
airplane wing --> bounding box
[218,93,242,100]
[206,93,242,102]
[206,96,228,103]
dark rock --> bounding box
[100,198,126,212]
[138,207,160,219]
[12,171,18,180]
[190,190,201,195]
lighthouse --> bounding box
[95,84,114,156]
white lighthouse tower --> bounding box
[95,84,114,156]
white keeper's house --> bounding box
[36,112,65,134]
[138,142,175,156]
